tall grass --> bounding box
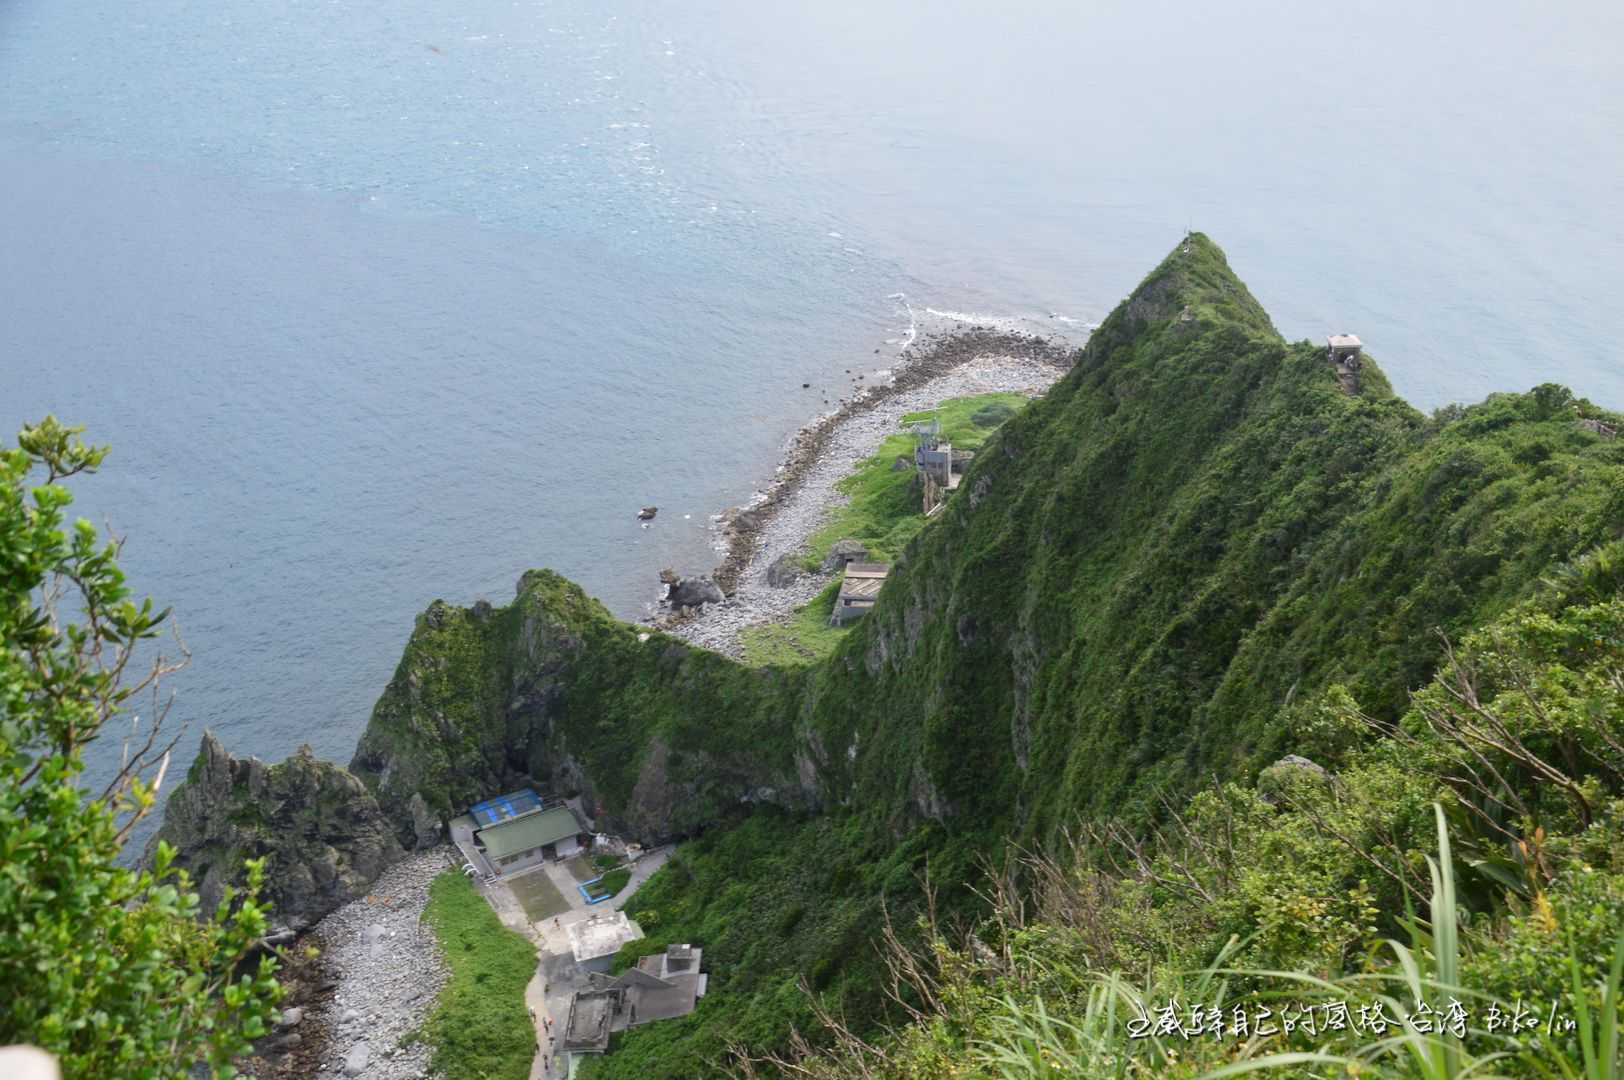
[964,805,1622,1080]
[1200,805,1623,1080]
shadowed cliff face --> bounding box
[150,732,404,929]
[347,573,818,848]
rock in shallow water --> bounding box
[667,576,725,608]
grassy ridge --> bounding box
[801,237,1623,841]
[419,871,538,1080]
[354,235,1624,1075]
[572,236,1624,1074]
[352,571,813,837]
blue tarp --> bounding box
[469,789,542,826]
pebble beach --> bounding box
[246,851,453,1080]
[663,327,1079,657]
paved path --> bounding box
[610,846,671,911]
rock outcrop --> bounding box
[666,575,724,609]
[349,570,815,849]
[820,539,869,571]
[150,732,405,929]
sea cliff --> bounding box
[150,234,1624,1077]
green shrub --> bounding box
[970,401,1018,427]
[0,418,280,1077]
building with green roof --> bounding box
[447,789,586,879]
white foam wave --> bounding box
[889,292,918,351]
[923,306,1008,324]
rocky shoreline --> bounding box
[245,851,453,1080]
[227,327,1082,1076]
[659,327,1078,657]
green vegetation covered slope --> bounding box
[2,419,280,1076]
[350,571,814,843]
[802,237,1621,846]
[345,236,1623,1076]
[419,871,538,1080]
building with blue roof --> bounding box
[448,788,585,879]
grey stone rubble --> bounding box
[669,354,1065,657]
[307,850,452,1079]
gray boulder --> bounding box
[265,1032,302,1055]
[667,577,725,609]
[1258,754,1333,805]
[765,553,805,588]
[343,1044,370,1077]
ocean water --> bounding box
[2,0,1621,801]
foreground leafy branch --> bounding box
[0,417,280,1077]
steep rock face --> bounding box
[349,571,817,848]
[796,235,1624,847]
[344,235,1624,864]
[151,732,405,929]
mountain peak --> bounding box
[1086,233,1277,362]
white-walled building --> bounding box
[449,789,586,879]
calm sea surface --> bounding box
[2,0,1621,804]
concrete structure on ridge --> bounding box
[1327,333,1363,369]
[912,417,975,515]
[448,789,586,880]
[1326,333,1364,395]
[830,562,889,626]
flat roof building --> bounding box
[562,988,623,1054]
[569,910,645,973]
[831,562,889,626]
[1327,333,1363,369]
[562,944,708,1063]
